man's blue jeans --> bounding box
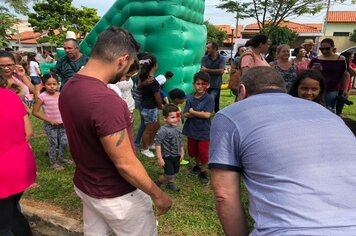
[207,88,220,113]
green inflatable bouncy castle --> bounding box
[80,0,207,94]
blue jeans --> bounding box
[325,91,338,113]
[207,88,220,113]
[134,102,145,147]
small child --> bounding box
[156,71,174,105]
[155,104,184,192]
[182,71,214,185]
[32,73,72,170]
[168,88,189,165]
[289,69,326,106]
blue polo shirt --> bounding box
[201,54,226,89]
[209,91,356,235]
[182,92,214,140]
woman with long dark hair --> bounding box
[308,38,347,112]
[139,54,162,158]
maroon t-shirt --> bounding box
[59,74,136,198]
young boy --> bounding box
[182,71,214,185]
[169,88,189,165]
[155,104,184,192]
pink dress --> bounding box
[0,88,36,198]
[240,50,270,68]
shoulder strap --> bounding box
[238,51,255,70]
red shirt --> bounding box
[59,74,136,198]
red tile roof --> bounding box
[215,25,244,38]
[9,31,42,44]
[327,11,356,23]
[243,21,322,33]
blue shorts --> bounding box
[141,108,159,124]
[30,76,41,85]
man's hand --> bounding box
[153,191,172,216]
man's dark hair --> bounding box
[208,42,219,50]
[64,38,80,48]
[91,27,140,62]
[239,66,285,95]
[251,34,269,48]
[194,71,210,83]
[165,71,174,78]
[162,104,179,117]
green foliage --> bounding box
[0,0,32,14]
[0,7,19,48]
[28,0,100,45]
[204,21,228,46]
[261,25,298,45]
[218,0,326,31]
[350,29,356,43]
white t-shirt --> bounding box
[29,61,40,76]
[107,84,122,97]
[116,79,135,112]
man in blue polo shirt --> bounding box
[201,42,225,113]
[209,66,356,236]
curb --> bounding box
[21,199,83,236]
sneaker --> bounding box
[149,144,156,150]
[167,183,180,192]
[198,172,209,185]
[141,149,155,158]
[58,159,73,165]
[180,159,189,165]
[50,163,64,171]
[190,165,201,175]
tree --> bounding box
[261,25,298,46]
[218,0,325,35]
[350,29,356,43]
[0,0,32,14]
[28,0,100,45]
[204,21,228,46]
[0,7,19,47]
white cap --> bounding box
[66,31,76,39]
[155,75,166,85]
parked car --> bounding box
[339,46,356,55]
[219,49,236,64]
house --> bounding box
[215,24,244,48]
[241,21,323,48]
[7,20,57,53]
[324,11,356,51]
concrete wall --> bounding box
[323,23,356,51]
[325,23,356,36]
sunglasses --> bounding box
[319,47,331,51]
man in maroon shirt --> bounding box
[59,27,172,235]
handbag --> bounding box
[228,52,255,91]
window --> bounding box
[333,32,350,37]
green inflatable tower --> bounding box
[80,0,207,94]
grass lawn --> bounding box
[24,75,356,235]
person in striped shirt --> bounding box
[32,73,72,170]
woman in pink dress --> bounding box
[292,47,310,73]
[0,76,36,235]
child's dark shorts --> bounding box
[163,156,181,178]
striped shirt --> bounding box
[38,91,63,124]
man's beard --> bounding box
[110,71,125,84]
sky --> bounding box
[71,0,356,27]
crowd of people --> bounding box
[0,26,356,235]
